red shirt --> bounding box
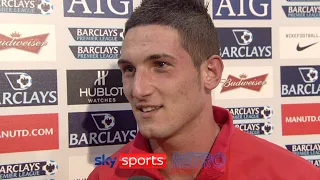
[88,106,320,180]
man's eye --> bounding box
[123,65,135,73]
[154,61,168,68]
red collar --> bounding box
[122,106,235,179]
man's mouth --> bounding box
[136,105,163,113]
[141,106,162,112]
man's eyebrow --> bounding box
[117,58,129,66]
[118,53,174,66]
[146,53,174,61]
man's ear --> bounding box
[203,55,224,90]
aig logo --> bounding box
[213,0,271,19]
[63,0,133,18]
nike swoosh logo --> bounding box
[296,42,319,51]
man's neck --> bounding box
[149,105,221,179]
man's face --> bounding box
[118,25,207,139]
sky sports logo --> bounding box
[94,153,167,169]
[94,152,226,174]
[68,28,124,42]
[216,28,272,59]
[67,70,128,105]
[234,122,274,135]
[63,0,133,18]
[93,154,165,169]
[286,143,320,156]
[0,70,57,107]
[226,106,273,120]
[95,153,166,169]
[68,110,137,148]
[0,0,53,15]
[212,0,271,19]
[281,66,319,97]
[0,160,58,179]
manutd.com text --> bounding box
[286,116,320,123]
[0,128,54,138]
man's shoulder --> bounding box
[228,129,320,179]
[87,141,134,180]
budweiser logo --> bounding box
[220,73,268,93]
[0,32,49,54]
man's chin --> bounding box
[139,128,168,140]
[140,131,159,139]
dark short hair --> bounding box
[124,0,220,69]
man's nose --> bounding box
[131,69,153,99]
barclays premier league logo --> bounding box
[308,159,320,168]
[216,28,272,60]
[92,113,116,131]
[233,29,253,45]
[282,6,320,18]
[286,143,320,156]
[0,0,54,15]
[38,0,54,15]
[68,28,123,60]
[5,73,33,90]
[69,46,121,60]
[68,110,137,148]
[0,160,58,179]
[299,67,318,83]
[42,160,58,176]
[68,28,124,42]
[281,66,320,97]
[0,70,58,107]
[227,106,273,120]
[234,122,274,135]
[283,0,320,18]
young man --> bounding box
[88,0,320,179]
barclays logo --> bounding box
[63,0,133,18]
[0,70,58,107]
[281,66,320,97]
[234,122,274,135]
[282,6,320,18]
[216,27,272,59]
[68,110,137,148]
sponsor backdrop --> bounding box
[0,0,319,179]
